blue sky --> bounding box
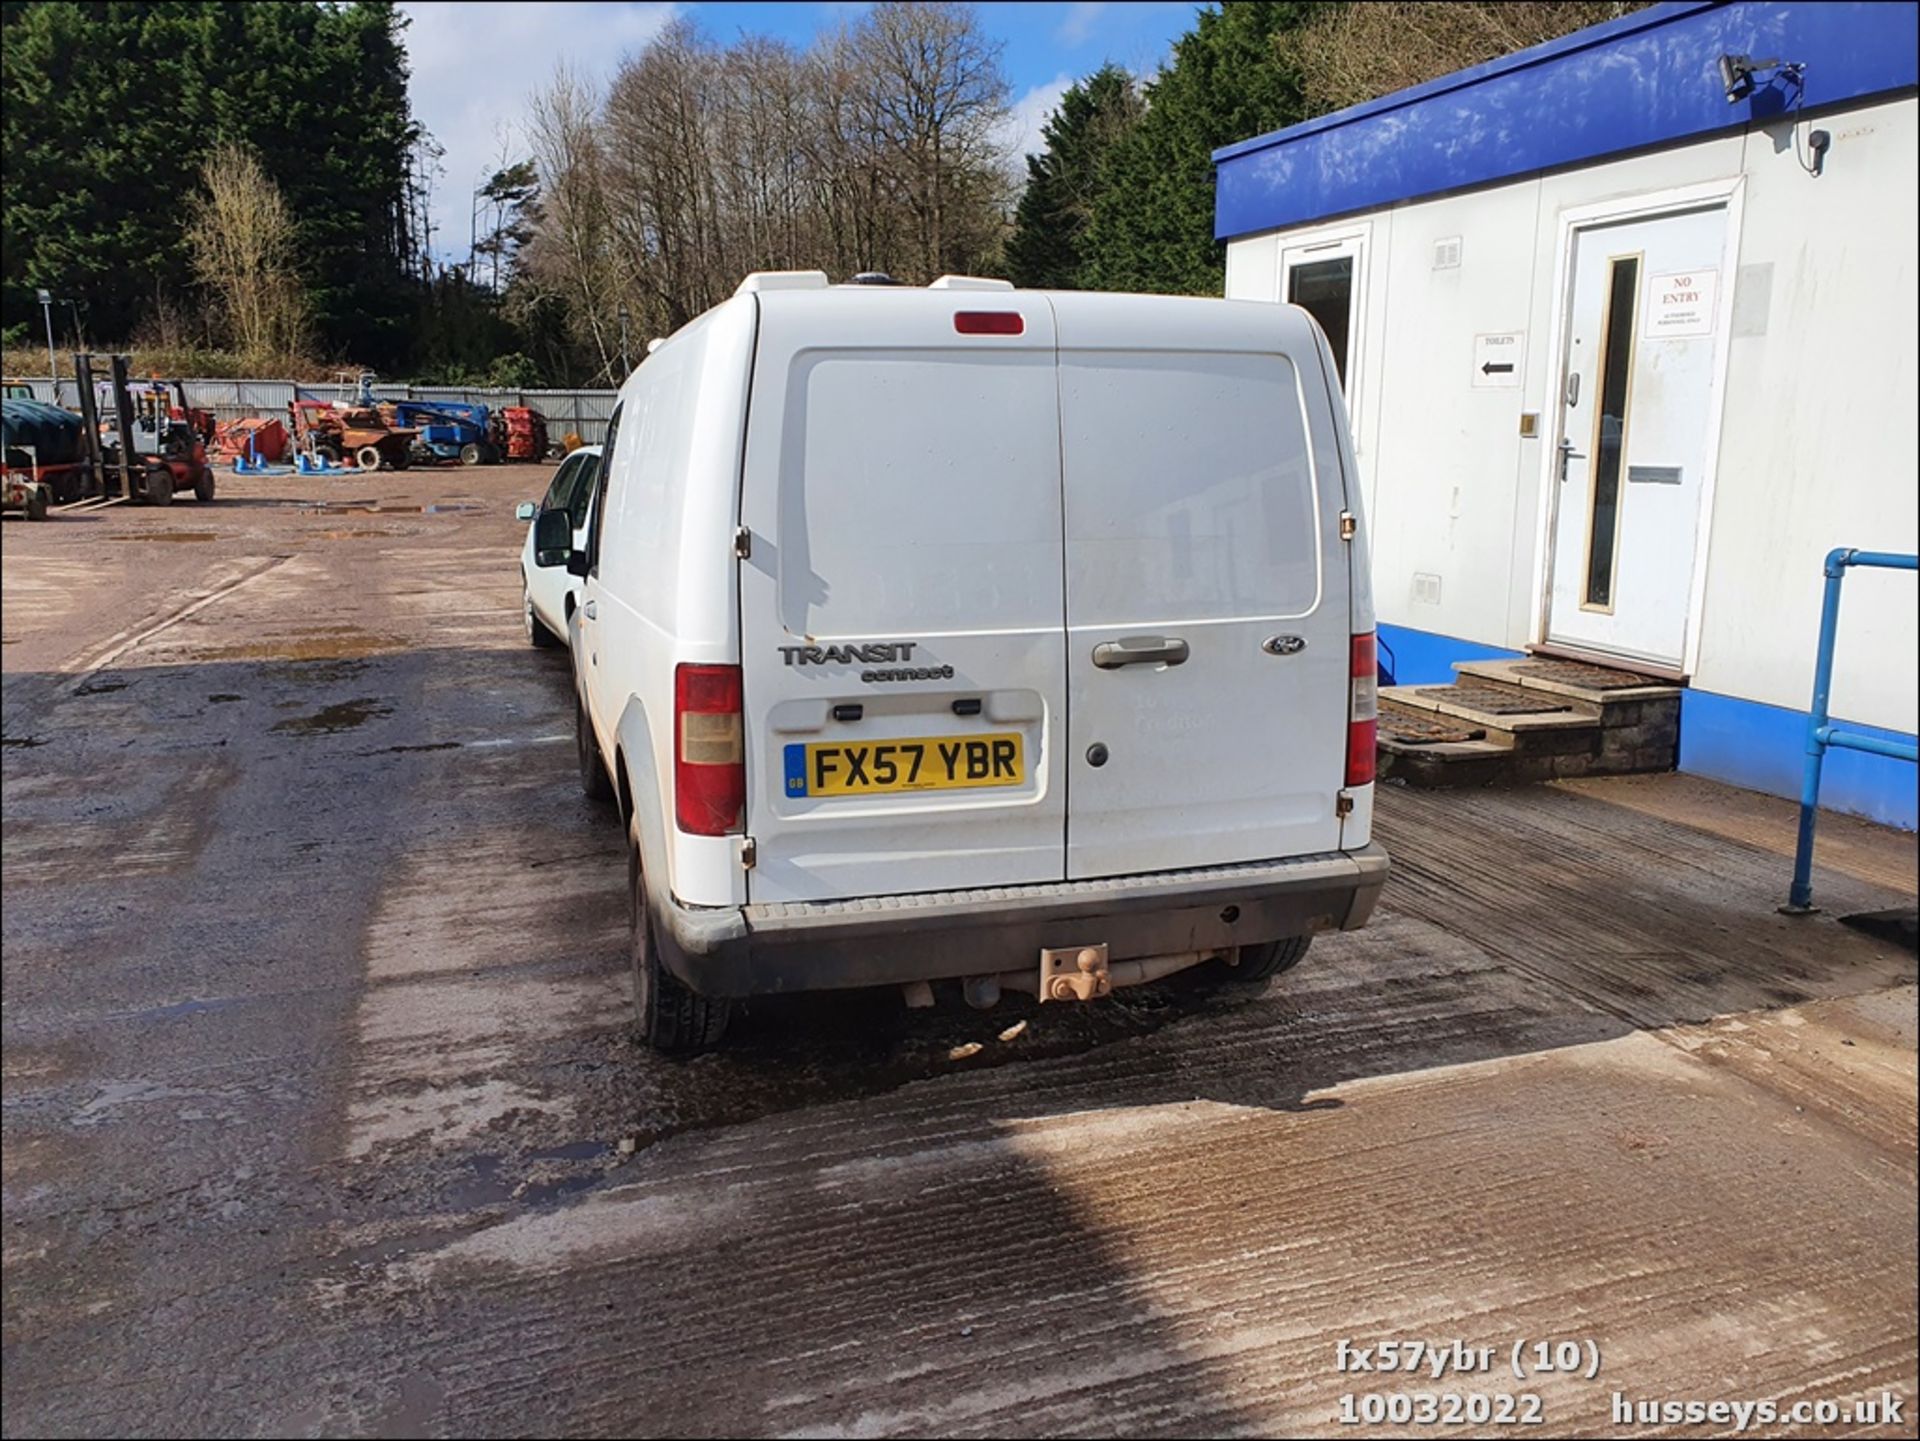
[399,1,1206,261]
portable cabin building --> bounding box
[1216,0,1918,826]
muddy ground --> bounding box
[3,464,1915,1437]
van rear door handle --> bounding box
[583,601,597,620]
[1092,636,1189,669]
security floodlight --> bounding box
[1719,53,1788,103]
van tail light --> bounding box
[954,311,1024,335]
[675,663,745,835]
[1346,632,1378,788]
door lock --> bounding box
[1556,436,1586,483]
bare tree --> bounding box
[1283,2,1652,115]
[189,141,310,363]
[523,65,622,381]
[519,3,1013,371]
[842,1,1012,279]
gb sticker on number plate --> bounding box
[783,733,1025,797]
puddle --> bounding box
[207,693,243,704]
[449,1149,608,1210]
[363,741,461,755]
[530,1139,610,1162]
[109,532,217,543]
[271,697,393,736]
[75,677,129,695]
[320,529,396,540]
[295,500,479,516]
[1,735,48,748]
[133,996,246,1022]
[202,630,396,663]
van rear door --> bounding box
[737,291,1067,904]
[1051,295,1349,879]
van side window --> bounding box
[587,406,620,576]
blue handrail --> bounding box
[1781,547,1918,914]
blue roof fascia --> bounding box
[1214,1,1920,241]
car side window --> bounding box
[586,407,620,577]
[541,454,581,512]
[563,455,596,530]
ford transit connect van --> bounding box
[533,272,1387,1052]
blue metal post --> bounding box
[1782,548,1920,914]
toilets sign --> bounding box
[1647,269,1719,339]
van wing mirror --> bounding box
[514,500,536,521]
[533,509,573,567]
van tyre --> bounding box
[1220,934,1312,985]
[629,825,729,1054]
[576,694,614,804]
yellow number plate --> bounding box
[783,733,1025,797]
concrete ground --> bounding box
[3,464,1915,1438]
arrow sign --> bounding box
[1473,331,1524,388]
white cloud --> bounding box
[399,1,677,263]
[1056,2,1106,47]
[1002,72,1074,170]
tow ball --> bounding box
[1039,943,1111,1003]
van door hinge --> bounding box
[1339,511,1357,541]
[740,836,756,868]
[1335,793,1355,818]
[733,526,752,559]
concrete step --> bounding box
[1455,656,1682,705]
[1376,657,1682,788]
[1381,678,1599,732]
[1376,730,1516,789]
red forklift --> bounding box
[73,354,216,504]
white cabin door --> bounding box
[1547,205,1726,669]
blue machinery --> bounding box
[1782,548,1919,914]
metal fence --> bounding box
[14,376,620,446]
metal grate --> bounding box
[1379,708,1485,746]
[1418,682,1570,715]
[1512,659,1667,690]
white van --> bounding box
[532,272,1387,1052]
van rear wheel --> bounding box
[629,825,729,1054]
[1207,934,1312,987]
[576,694,614,804]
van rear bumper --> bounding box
[655,843,1389,998]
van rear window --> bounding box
[1059,351,1322,623]
[777,352,1063,636]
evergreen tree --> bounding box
[1,1,419,367]
[1083,1,1327,296]
[1005,64,1143,291]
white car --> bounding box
[532,273,1387,1052]
[516,444,600,648]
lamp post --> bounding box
[36,288,56,401]
[617,305,631,379]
